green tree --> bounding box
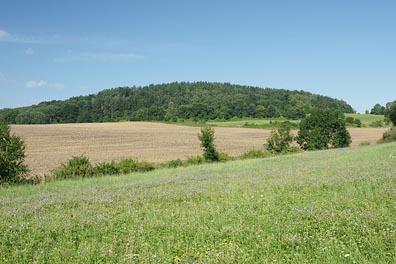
[15,110,47,124]
[370,103,386,115]
[266,126,293,154]
[0,119,28,184]
[296,109,351,150]
[198,126,219,162]
[385,102,396,126]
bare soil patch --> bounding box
[11,122,387,177]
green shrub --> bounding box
[166,159,184,168]
[239,149,272,160]
[51,155,93,180]
[359,141,371,146]
[93,161,120,176]
[115,158,155,174]
[379,127,396,143]
[218,152,233,162]
[185,156,205,166]
[369,120,385,127]
[346,117,362,127]
[198,126,219,162]
[0,119,28,184]
[266,126,294,154]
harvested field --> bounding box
[11,122,388,177]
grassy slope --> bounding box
[1,144,396,263]
[205,114,385,128]
[345,113,385,126]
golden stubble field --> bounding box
[11,122,388,177]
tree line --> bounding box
[0,82,354,124]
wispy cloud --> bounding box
[0,28,51,44]
[0,30,10,38]
[56,50,145,62]
[24,47,34,55]
[26,80,64,90]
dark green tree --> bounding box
[385,102,396,126]
[0,119,28,184]
[198,126,219,162]
[296,109,351,150]
[370,103,386,115]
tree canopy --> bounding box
[385,101,396,126]
[0,82,355,124]
[370,103,386,115]
[0,119,28,184]
[296,109,351,150]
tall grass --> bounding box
[1,143,396,263]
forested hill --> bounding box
[0,82,354,124]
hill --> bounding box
[1,143,395,262]
[0,82,354,124]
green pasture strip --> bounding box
[1,143,395,263]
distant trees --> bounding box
[0,120,28,184]
[370,103,386,115]
[0,82,355,124]
[296,109,351,150]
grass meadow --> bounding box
[345,114,385,126]
[1,143,396,263]
[207,114,385,128]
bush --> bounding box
[166,159,184,168]
[218,152,233,162]
[0,120,28,184]
[239,149,272,160]
[359,141,371,146]
[379,127,396,143]
[369,120,385,127]
[266,126,294,154]
[296,109,351,150]
[198,126,219,162]
[185,156,204,166]
[93,161,120,176]
[51,155,93,180]
[115,158,155,174]
[345,117,362,127]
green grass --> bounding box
[345,113,385,126]
[207,118,300,128]
[1,143,396,263]
[206,114,385,128]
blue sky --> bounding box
[0,0,395,113]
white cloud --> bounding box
[26,80,47,88]
[24,47,34,55]
[0,29,10,38]
[57,51,145,62]
[26,80,64,90]
[0,29,47,44]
